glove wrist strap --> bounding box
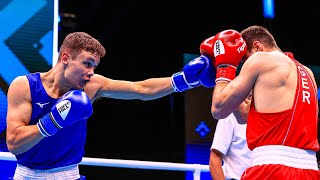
[215,65,237,83]
[171,71,199,92]
[37,113,60,137]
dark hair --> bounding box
[240,25,278,51]
[59,32,106,60]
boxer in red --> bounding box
[210,26,320,179]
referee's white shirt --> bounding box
[211,113,252,180]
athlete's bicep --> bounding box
[6,76,32,134]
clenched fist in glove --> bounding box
[199,36,216,88]
[171,55,211,92]
[37,90,93,137]
[200,36,215,60]
[171,36,216,92]
[212,29,247,83]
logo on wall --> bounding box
[195,121,210,138]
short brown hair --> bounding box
[240,25,278,51]
[59,32,106,60]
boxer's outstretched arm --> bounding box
[90,57,215,102]
[89,36,217,101]
[90,60,215,101]
[88,75,174,101]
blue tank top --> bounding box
[16,72,87,170]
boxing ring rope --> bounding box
[0,152,209,180]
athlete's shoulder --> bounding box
[87,74,112,87]
[244,52,265,65]
[245,51,287,69]
[91,74,107,80]
[84,74,112,100]
[8,75,30,100]
[10,75,28,87]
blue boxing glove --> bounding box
[199,35,216,88]
[37,90,93,137]
[198,55,216,88]
[171,55,214,92]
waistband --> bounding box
[14,163,80,180]
[252,145,319,170]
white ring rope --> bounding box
[0,152,209,180]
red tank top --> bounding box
[246,55,319,152]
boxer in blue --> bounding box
[5,32,216,179]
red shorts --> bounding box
[241,145,320,180]
[241,164,320,180]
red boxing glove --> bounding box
[200,36,215,60]
[212,29,247,82]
